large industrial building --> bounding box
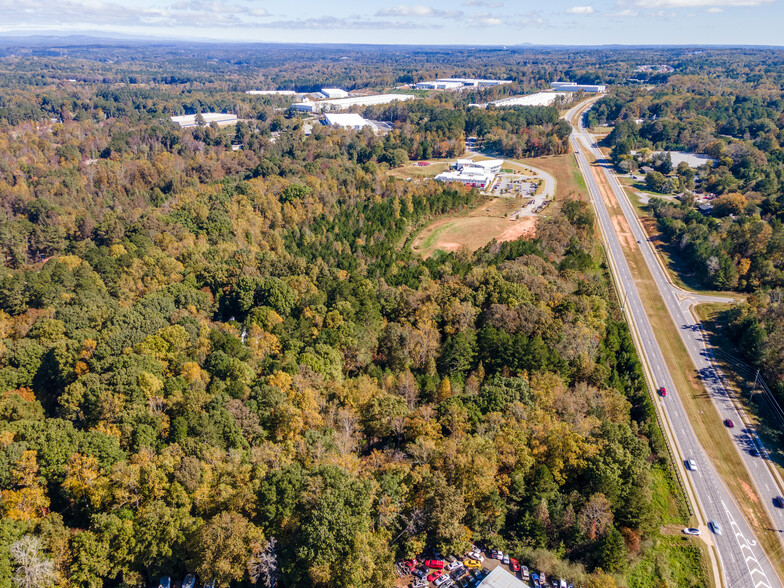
[550,81,607,92]
[415,80,465,90]
[436,158,504,189]
[246,90,300,96]
[321,88,350,99]
[415,78,512,90]
[170,113,238,128]
[439,78,512,87]
[322,113,375,131]
[293,93,417,113]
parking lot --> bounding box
[490,173,540,198]
[397,545,581,588]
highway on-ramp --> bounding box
[565,99,784,588]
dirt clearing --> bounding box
[412,197,536,258]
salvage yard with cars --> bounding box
[397,546,583,588]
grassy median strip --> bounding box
[587,162,784,582]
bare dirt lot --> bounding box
[411,197,536,258]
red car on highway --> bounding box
[659,387,667,397]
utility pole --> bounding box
[749,369,760,402]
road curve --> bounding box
[565,99,783,588]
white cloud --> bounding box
[609,8,640,15]
[469,14,504,25]
[376,4,462,17]
[566,5,596,13]
[636,0,771,7]
[257,16,440,29]
[462,0,504,6]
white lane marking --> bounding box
[722,500,772,588]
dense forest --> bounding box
[3,40,774,587]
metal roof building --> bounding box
[170,113,238,128]
[478,567,530,588]
[322,113,375,131]
[321,88,350,99]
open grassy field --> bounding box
[515,153,587,200]
[411,197,535,258]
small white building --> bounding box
[321,88,350,99]
[323,113,375,132]
[170,113,238,128]
[293,101,318,113]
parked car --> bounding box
[521,565,530,580]
[450,566,466,580]
[774,496,784,508]
[686,459,697,471]
[510,558,520,572]
[458,577,470,588]
[725,419,734,428]
[490,549,501,560]
[709,520,722,535]
[560,580,568,588]
[531,573,540,588]
[428,570,443,583]
[467,550,484,562]
[464,559,482,568]
[435,575,450,587]
[413,567,427,578]
[503,553,510,565]
[158,578,171,588]
[182,575,196,588]
[403,559,418,572]
[425,559,445,569]
[659,387,667,397]
[682,527,701,536]
[446,561,461,572]
[411,580,427,588]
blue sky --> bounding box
[0,0,781,45]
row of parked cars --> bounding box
[400,546,582,588]
[157,575,213,588]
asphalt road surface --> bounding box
[565,100,783,588]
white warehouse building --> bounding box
[436,158,504,189]
[550,81,607,92]
[321,88,350,99]
[170,113,238,128]
[322,113,375,131]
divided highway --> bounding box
[565,100,783,588]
